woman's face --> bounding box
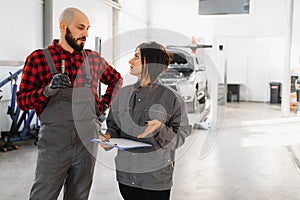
[129,48,143,78]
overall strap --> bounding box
[44,48,91,86]
[82,50,91,87]
[43,48,57,76]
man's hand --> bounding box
[43,85,58,98]
[137,119,162,138]
[43,73,72,98]
[50,73,72,89]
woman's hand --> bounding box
[138,119,162,138]
[98,133,113,150]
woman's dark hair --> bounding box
[136,41,172,82]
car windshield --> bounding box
[168,51,194,75]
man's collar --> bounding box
[51,39,82,54]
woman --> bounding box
[101,41,191,200]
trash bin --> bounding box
[296,79,300,115]
[269,82,281,104]
[296,79,300,102]
[291,74,298,92]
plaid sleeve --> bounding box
[88,51,123,106]
[16,51,49,114]
[98,57,123,106]
[84,51,123,114]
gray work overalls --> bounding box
[29,49,100,200]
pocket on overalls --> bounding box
[36,126,59,175]
[39,96,59,124]
[72,89,95,121]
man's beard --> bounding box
[65,27,85,51]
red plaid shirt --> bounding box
[17,40,123,117]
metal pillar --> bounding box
[43,0,53,47]
[282,0,294,116]
[112,0,120,66]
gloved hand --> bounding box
[43,73,72,98]
[49,73,72,89]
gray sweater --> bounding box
[106,81,192,190]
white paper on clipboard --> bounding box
[90,138,152,150]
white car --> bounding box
[159,47,208,113]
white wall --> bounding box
[52,0,113,51]
[119,0,148,32]
[148,0,214,43]
[148,0,299,102]
[0,0,43,61]
[291,0,300,71]
[108,0,149,85]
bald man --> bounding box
[17,7,122,200]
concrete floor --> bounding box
[1,102,300,200]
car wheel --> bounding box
[199,96,206,104]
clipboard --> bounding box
[90,138,152,150]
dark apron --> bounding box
[29,49,100,200]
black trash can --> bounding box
[269,82,281,104]
[296,79,300,102]
[291,75,298,92]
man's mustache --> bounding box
[77,37,86,41]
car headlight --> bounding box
[178,78,188,84]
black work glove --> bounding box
[50,73,72,89]
[43,73,72,98]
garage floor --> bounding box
[1,102,300,200]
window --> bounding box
[199,0,250,15]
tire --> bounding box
[199,96,206,104]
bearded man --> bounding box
[17,7,122,200]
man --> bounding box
[17,7,122,200]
